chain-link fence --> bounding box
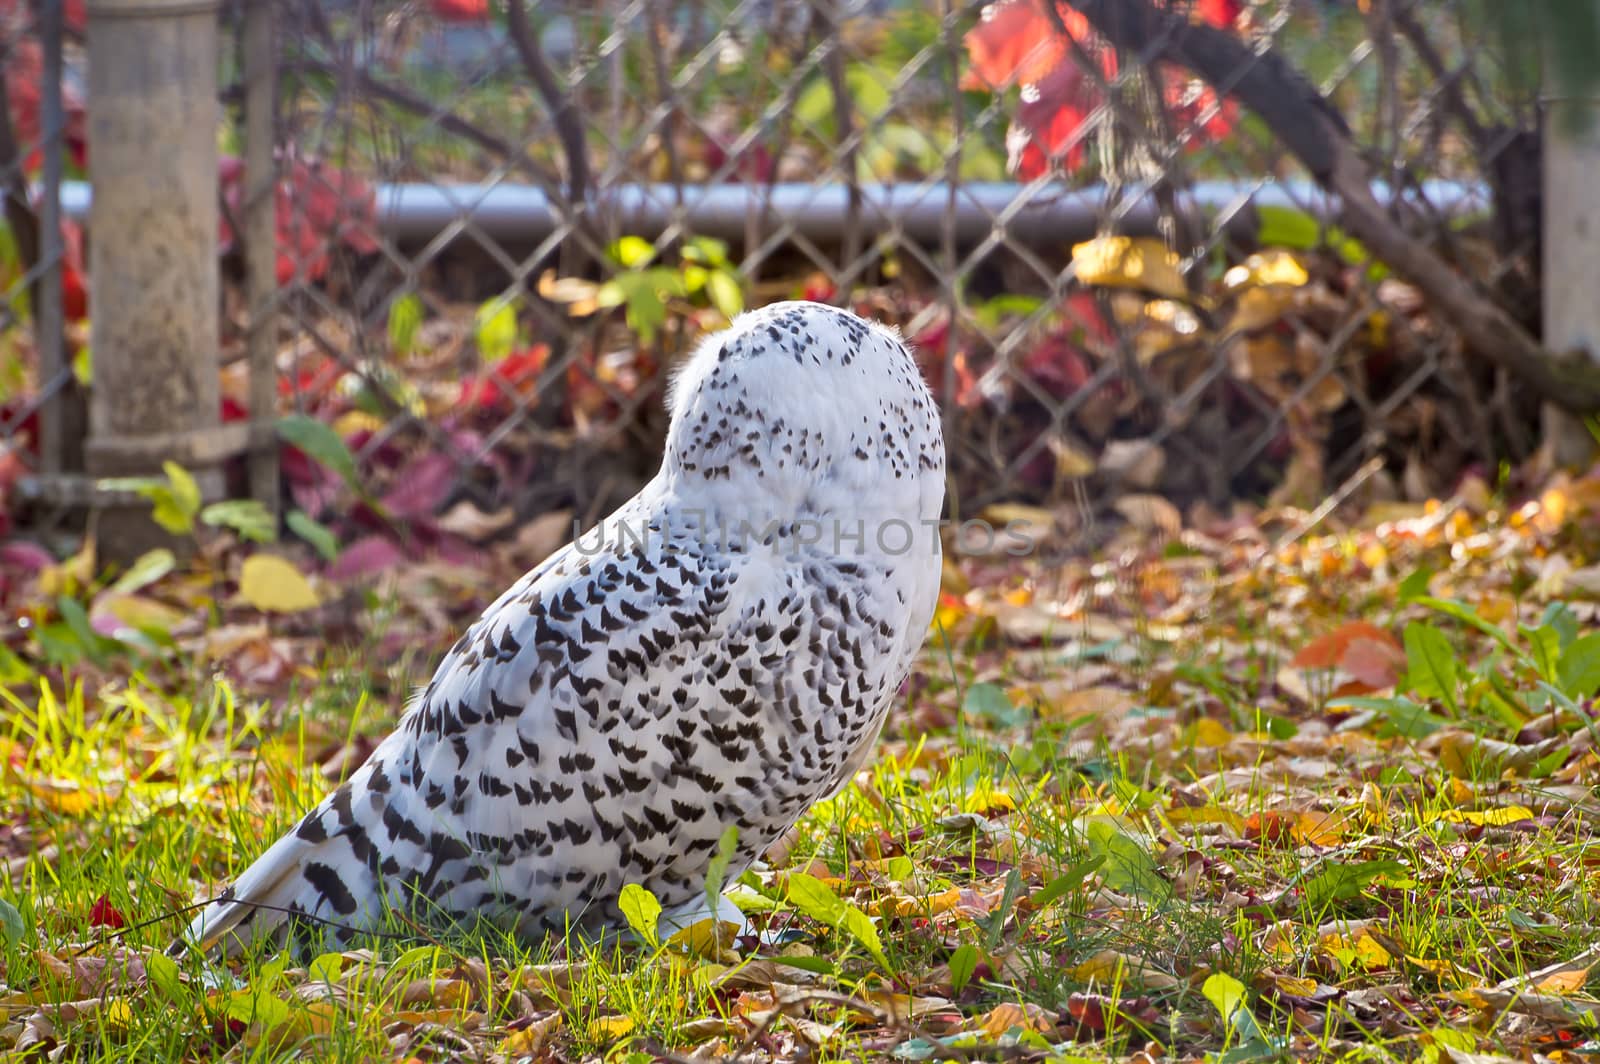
[0,0,1561,554]
[0,0,81,537]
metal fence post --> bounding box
[85,0,228,562]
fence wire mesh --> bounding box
[0,0,80,530]
[0,0,1554,550]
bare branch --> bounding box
[505,0,593,208]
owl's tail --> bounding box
[170,773,389,958]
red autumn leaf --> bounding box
[379,452,457,520]
[219,154,380,286]
[2,35,88,172]
[1197,0,1244,28]
[961,0,1086,92]
[1020,332,1093,399]
[458,346,550,411]
[1291,620,1401,670]
[431,0,489,21]
[966,0,1240,178]
[1340,636,1406,691]
[1243,810,1297,845]
[327,535,407,583]
[88,894,126,930]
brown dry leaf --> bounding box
[436,501,515,543]
[399,976,473,1010]
[867,887,962,919]
[1113,494,1182,536]
[1042,685,1135,721]
[498,1012,562,1056]
[511,510,575,569]
[973,1001,1055,1039]
[538,270,603,315]
[1071,950,1181,991]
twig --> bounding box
[505,0,592,210]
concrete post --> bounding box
[1542,43,1600,468]
[85,0,226,562]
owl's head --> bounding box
[661,301,944,522]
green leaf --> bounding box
[145,951,185,1002]
[474,297,519,363]
[1202,971,1265,1046]
[0,643,34,685]
[224,988,291,1029]
[110,548,176,595]
[387,293,425,356]
[0,897,24,947]
[1029,856,1104,910]
[1327,695,1450,739]
[683,236,729,267]
[1084,821,1170,903]
[962,682,1026,726]
[1404,622,1459,715]
[786,872,888,969]
[1414,596,1527,664]
[786,872,845,925]
[947,944,979,994]
[703,824,739,910]
[1557,631,1600,700]
[1298,858,1408,912]
[618,883,662,947]
[792,77,836,135]
[610,235,657,269]
[277,414,360,489]
[201,500,278,543]
[57,596,114,664]
[1522,623,1561,684]
[1255,206,1321,251]
[982,868,1022,952]
[706,270,744,319]
[287,510,340,562]
[1397,566,1433,604]
[306,952,343,985]
[1540,601,1581,651]
[163,461,201,518]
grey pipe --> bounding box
[58,177,1490,247]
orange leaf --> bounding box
[1339,636,1405,690]
[1291,621,1399,670]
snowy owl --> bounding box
[177,301,946,955]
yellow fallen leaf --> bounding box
[1070,950,1182,990]
[586,1014,636,1041]
[1434,806,1536,827]
[332,410,384,439]
[868,887,962,919]
[1224,250,1309,290]
[1269,974,1320,997]
[1072,236,1190,302]
[38,536,94,597]
[1164,805,1245,833]
[665,918,742,960]
[499,1012,562,1056]
[1185,717,1233,748]
[239,554,320,613]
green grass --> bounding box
[5,491,1600,1061]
